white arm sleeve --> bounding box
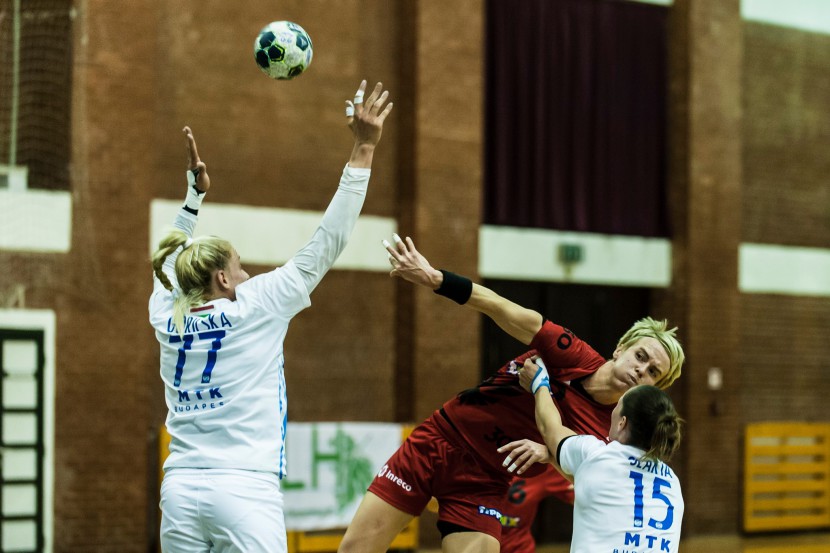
[152,176,205,294]
[291,164,370,294]
[558,435,604,476]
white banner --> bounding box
[283,422,403,531]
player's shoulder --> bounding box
[560,434,605,460]
[566,433,605,450]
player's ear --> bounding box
[215,269,231,291]
[612,346,622,359]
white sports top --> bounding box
[149,165,370,477]
[558,436,684,553]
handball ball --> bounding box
[254,21,313,80]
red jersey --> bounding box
[438,320,613,478]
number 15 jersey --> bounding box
[559,436,684,553]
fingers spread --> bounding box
[377,101,394,123]
[498,440,523,454]
[363,82,383,112]
[370,90,390,115]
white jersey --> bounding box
[558,436,684,553]
[150,165,371,477]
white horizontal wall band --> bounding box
[741,0,830,35]
[479,225,672,288]
[149,199,397,272]
[3,194,827,297]
[632,0,830,36]
[739,243,830,297]
[149,202,830,297]
[0,190,72,253]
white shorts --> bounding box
[160,468,286,553]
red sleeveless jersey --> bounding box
[438,320,613,478]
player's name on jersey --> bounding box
[166,312,234,334]
[628,456,675,479]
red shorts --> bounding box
[499,465,575,553]
[367,411,511,540]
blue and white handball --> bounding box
[254,21,313,80]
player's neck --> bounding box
[582,361,624,405]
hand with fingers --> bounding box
[183,126,210,193]
[519,357,550,394]
[382,233,444,289]
[345,80,394,168]
[346,80,394,145]
[497,439,553,475]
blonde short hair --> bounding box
[617,317,684,389]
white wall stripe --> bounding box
[742,0,830,35]
[149,199,397,272]
[150,202,830,297]
[479,225,672,288]
[631,0,830,36]
[0,190,72,253]
[739,243,830,297]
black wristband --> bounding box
[190,168,206,195]
[434,270,472,305]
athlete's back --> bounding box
[561,437,684,553]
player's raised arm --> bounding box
[383,235,543,345]
[290,81,394,295]
[151,126,212,294]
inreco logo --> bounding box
[377,465,412,492]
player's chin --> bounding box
[616,376,634,392]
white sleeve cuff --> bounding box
[342,163,371,179]
[183,170,205,212]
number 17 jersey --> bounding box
[150,260,311,477]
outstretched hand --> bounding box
[382,234,443,290]
[183,126,210,193]
[346,80,394,148]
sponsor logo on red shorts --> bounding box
[478,505,504,520]
[377,464,413,492]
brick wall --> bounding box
[743,23,830,248]
[740,22,830,425]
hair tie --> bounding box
[184,238,194,248]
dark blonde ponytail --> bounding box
[151,229,189,293]
[151,229,233,335]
